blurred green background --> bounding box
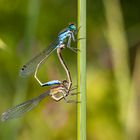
[0,0,140,140]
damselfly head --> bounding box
[68,23,76,32]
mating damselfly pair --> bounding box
[1,23,79,121]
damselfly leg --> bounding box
[50,84,80,103]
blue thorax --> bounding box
[58,29,71,42]
[56,24,77,48]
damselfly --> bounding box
[20,24,77,87]
[1,82,77,122]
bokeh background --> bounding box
[0,0,140,140]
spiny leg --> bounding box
[67,34,80,53]
[71,32,76,42]
[51,88,67,102]
[67,34,72,48]
[51,90,80,103]
[50,85,79,103]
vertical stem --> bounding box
[77,0,86,139]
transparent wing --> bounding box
[1,91,50,121]
[20,38,59,77]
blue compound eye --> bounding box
[69,24,76,31]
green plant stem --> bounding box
[77,0,86,139]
